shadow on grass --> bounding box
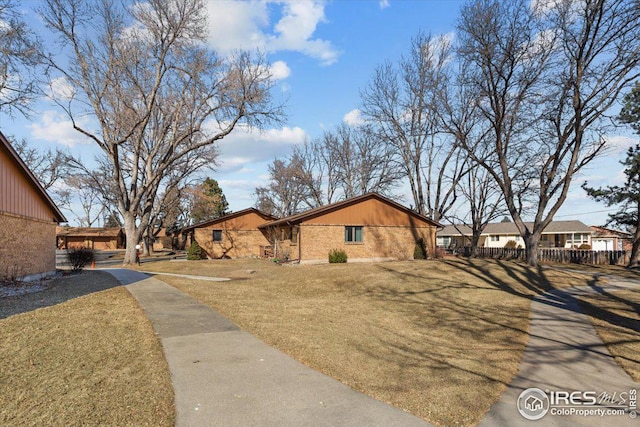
[359,257,640,393]
[0,270,123,319]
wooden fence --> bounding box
[459,246,628,266]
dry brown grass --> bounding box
[577,289,640,382]
[548,263,640,280]
[139,257,591,426]
[0,272,174,427]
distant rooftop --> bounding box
[438,220,592,236]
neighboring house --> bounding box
[56,226,126,250]
[590,226,633,251]
[258,193,440,264]
[437,220,593,249]
[0,131,67,280]
[182,208,277,259]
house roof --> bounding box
[258,192,441,229]
[56,226,124,238]
[438,220,592,237]
[1,131,67,223]
[590,225,633,239]
[181,208,277,233]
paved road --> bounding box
[105,269,432,427]
[479,275,639,427]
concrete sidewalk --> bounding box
[106,269,432,427]
[479,276,639,427]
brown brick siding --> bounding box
[295,224,435,263]
[0,212,57,279]
[61,237,120,250]
[194,227,271,259]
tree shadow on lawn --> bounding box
[0,270,123,319]
[361,259,639,390]
[442,258,639,345]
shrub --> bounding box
[187,241,203,260]
[578,244,592,250]
[504,240,518,249]
[413,238,427,260]
[328,249,347,263]
[67,248,95,271]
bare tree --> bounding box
[457,0,640,266]
[64,174,107,227]
[438,72,505,255]
[0,0,41,117]
[256,122,403,215]
[254,158,311,217]
[9,138,72,192]
[327,123,402,199]
[290,139,337,207]
[41,0,283,264]
[360,32,465,222]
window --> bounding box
[490,235,499,242]
[290,227,298,245]
[345,226,363,243]
[515,235,520,241]
[212,230,223,242]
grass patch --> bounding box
[0,272,174,426]
[138,257,591,426]
[548,263,640,280]
[577,289,640,382]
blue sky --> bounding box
[2,0,638,227]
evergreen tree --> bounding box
[189,178,229,223]
[583,84,640,267]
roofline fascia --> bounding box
[0,131,67,223]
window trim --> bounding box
[212,229,223,242]
[345,225,363,243]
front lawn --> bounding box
[577,288,640,382]
[137,257,591,426]
[0,271,174,426]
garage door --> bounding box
[592,239,613,251]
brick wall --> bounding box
[297,224,436,263]
[194,227,271,259]
[0,212,57,279]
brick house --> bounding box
[590,226,633,251]
[258,193,440,263]
[0,132,67,280]
[56,226,126,250]
[437,220,594,249]
[182,208,276,259]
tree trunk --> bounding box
[471,232,481,258]
[524,232,541,267]
[628,221,640,268]
[143,226,155,257]
[123,214,140,265]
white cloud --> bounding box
[205,1,269,53]
[268,1,340,65]
[217,178,265,210]
[343,109,364,126]
[29,110,93,147]
[49,77,76,100]
[214,124,307,173]
[606,134,638,154]
[269,60,291,80]
[205,0,340,65]
[379,0,390,9]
